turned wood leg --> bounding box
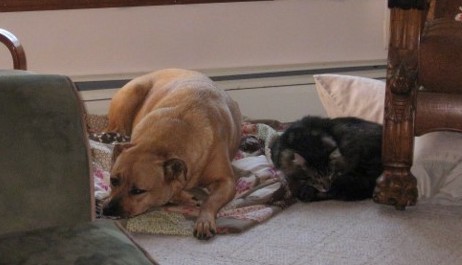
[372,7,425,210]
[373,70,419,210]
[373,68,419,210]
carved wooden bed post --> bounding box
[373,0,428,210]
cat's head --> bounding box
[271,133,346,193]
[278,149,337,192]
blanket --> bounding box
[86,114,295,236]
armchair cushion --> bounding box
[0,70,93,236]
[0,220,158,265]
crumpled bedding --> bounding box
[86,114,295,236]
[412,131,462,206]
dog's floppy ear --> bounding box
[112,143,134,163]
[163,158,187,183]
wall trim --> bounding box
[75,60,387,92]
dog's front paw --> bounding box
[193,214,216,240]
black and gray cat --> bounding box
[271,116,383,202]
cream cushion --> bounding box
[314,74,385,124]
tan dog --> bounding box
[102,69,242,240]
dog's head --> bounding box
[102,143,187,218]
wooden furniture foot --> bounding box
[373,168,418,210]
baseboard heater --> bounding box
[76,60,386,115]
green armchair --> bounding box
[0,29,157,265]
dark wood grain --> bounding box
[373,0,462,210]
[0,0,271,12]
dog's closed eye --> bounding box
[130,188,147,195]
[110,177,120,187]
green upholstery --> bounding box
[0,70,158,264]
[0,220,157,265]
[0,70,93,236]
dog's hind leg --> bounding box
[106,83,151,136]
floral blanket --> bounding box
[86,114,295,236]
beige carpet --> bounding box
[133,200,462,265]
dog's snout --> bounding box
[102,198,122,217]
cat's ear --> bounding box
[293,152,306,166]
[321,136,337,150]
[329,148,342,160]
[329,148,347,171]
[279,149,305,170]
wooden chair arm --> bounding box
[0,28,27,70]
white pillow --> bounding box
[412,132,462,205]
[314,74,385,124]
[313,74,462,205]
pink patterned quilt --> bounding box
[86,114,295,236]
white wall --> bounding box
[0,0,388,78]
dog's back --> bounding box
[107,69,241,154]
[134,69,240,157]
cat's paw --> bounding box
[297,185,319,202]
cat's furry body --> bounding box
[271,116,383,202]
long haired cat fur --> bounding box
[271,116,383,202]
